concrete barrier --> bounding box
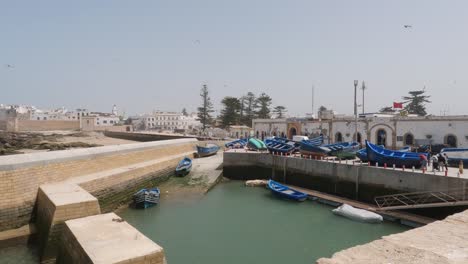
[0,138,197,232]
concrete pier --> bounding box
[317,209,468,264]
[36,183,101,263]
[57,213,165,264]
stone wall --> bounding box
[0,120,6,131]
[17,120,80,132]
[0,138,197,231]
[224,152,468,204]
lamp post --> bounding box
[354,80,358,142]
[361,81,366,114]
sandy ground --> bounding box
[53,131,137,146]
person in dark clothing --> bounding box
[432,155,440,171]
[438,153,449,171]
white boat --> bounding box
[332,204,383,223]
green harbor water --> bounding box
[119,181,409,263]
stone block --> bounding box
[37,183,101,263]
[57,213,165,264]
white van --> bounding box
[292,135,309,142]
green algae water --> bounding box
[119,181,409,263]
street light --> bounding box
[354,80,358,142]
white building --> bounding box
[134,111,201,132]
[253,115,468,149]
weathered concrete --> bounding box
[0,138,197,232]
[36,183,101,263]
[57,213,165,264]
[317,209,468,264]
[223,152,468,204]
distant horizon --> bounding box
[1,1,467,116]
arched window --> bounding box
[256,131,259,138]
[376,129,387,147]
[281,132,285,138]
[289,127,297,139]
[404,133,414,146]
[335,132,343,143]
[445,134,457,147]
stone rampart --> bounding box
[0,138,197,231]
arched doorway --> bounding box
[404,133,414,146]
[354,132,362,144]
[376,129,387,147]
[335,132,343,143]
[281,132,285,138]
[289,127,297,139]
[445,134,457,147]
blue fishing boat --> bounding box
[441,148,468,168]
[196,144,220,157]
[175,157,192,176]
[326,142,360,156]
[365,141,428,168]
[264,138,296,154]
[133,188,160,209]
[299,136,326,157]
[225,138,248,149]
[267,180,308,202]
[356,145,408,162]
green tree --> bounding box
[197,84,214,131]
[255,92,272,119]
[181,108,188,116]
[241,92,256,127]
[220,96,241,128]
[273,105,287,119]
[402,89,431,116]
[318,105,328,112]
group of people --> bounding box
[419,153,449,171]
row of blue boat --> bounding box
[133,143,221,209]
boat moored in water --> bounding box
[175,157,192,176]
[267,180,308,202]
[365,141,428,168]
[133,188,160,209]
[196,144,220,157]
[332,204,383,223]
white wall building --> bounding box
[253,115,468,149]
[135,111,201,131]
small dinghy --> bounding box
[225,138,248,149]
[133,188,160,209]
[196,144,220,157]
[175,157,192,176]
[267,180,308,202]
[247,138,268,151]
[332,204,383,223]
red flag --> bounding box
[393,102,403,109]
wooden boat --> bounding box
[326,142,360,156]
[264,138,296,154]
[357,145,407,162]
[247,138,267,151]
[267,180,308,202]
[225,138,248,149]
[332,204,383,223]
[196,144,220,157]
[175,157,192,176]
[299,136,327,157]
[441,148,468,168]
[365,141,428,168]
[133,188,160,209]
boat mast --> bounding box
[361,81,366,114]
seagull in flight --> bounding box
[5,64,15,68]
[403,25,412,29]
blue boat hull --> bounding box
[197,145,220,157]
[175,157,192,176]
[225,139,248,148]
[133,188,160,209]
[265,138,296,154]
[366,141,427,168]
[267,180,308,202]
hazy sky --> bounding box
[1,1,467,116]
